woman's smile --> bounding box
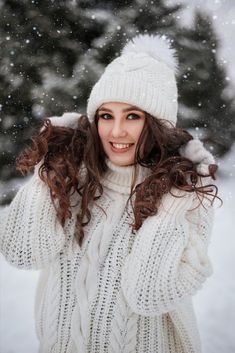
[109,141,135,152]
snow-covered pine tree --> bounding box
[176,10,235,156]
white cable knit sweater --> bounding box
[0,158,214,353]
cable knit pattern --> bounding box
[109,289,138,352]
[0,158,214,353]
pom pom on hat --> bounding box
[121,34,178,73]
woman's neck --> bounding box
[101,158,151,195]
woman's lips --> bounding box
[109,142,134,153]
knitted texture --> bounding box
[179,139,215,175]
[0,159,214,353]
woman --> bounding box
[0,34,218,353]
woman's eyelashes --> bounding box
[98,113,141,120]
[98,114,112,120]
[126,113,141,120]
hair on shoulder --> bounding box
[16,112,219,246]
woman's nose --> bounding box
[111,122,127,138]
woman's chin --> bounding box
[108,154,134,166]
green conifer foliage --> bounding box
[176,11,235,155]
[0,1,233,202]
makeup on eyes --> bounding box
[98,112,141,120]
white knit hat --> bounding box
[87,34,178,125]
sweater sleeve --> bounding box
[0,168,67,270]
[121,188,214,317]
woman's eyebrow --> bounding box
[123,106,143,112]
[98,105,143,113]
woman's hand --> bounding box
[40,112,82,131]
[179,139,216,176]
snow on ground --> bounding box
[0,262,40,352]
[0,145,234,353]
[193,160,235,353]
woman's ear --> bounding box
[179,139,216,175]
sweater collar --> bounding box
[102,158,151,195]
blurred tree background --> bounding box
[0,0,234,204]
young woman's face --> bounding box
[97,102,146,166]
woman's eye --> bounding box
[127,113,140,120]
[98,113,140,120]
[99,114,112,120]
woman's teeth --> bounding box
[111,143,133,149]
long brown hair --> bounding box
[16,112,219,246]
